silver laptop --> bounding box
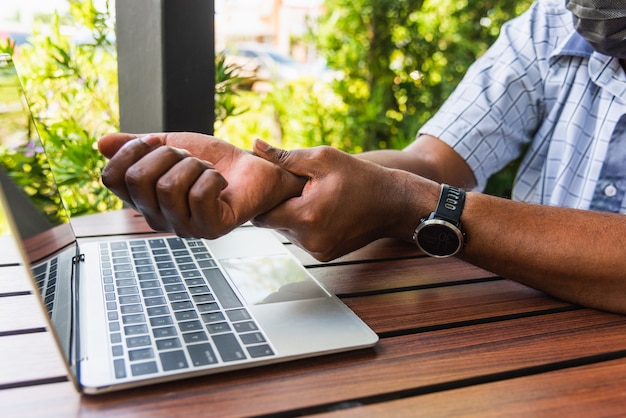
[0,53,378,394]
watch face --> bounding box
[416,221,463,257]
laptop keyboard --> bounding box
[98,236,275,380]
[32,257,59,317]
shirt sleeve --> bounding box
[419,1,548,191]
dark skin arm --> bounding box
[252,135,626,315]
[99,132,626,314]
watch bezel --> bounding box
[414,218,464,258]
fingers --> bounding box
[253,139,310,177]
[156,157,228,236]
[101,136,164,206]
[98,133,154,158]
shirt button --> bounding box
[604,184,618,197]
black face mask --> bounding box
[567,0,626,58]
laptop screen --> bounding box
[0,53,76,261]
[0,53,78,364]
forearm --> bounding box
[357,135,477,188]
[459,193,626,314]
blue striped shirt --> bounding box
[420,0,626,213]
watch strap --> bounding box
[432,184,465,226]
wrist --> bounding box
[413,184,466,257]
[389,171,441,241]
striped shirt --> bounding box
[420,0,626,213]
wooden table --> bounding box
[2,208,626,417]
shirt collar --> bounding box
[552,30,595,59]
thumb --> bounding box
[98,133,143,158]
[253,139,309,177]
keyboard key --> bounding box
[162,276,182,284]
[201,269,243,309]
[114,270,135,279]
[193,294,215,304]
[164,283,185,293]
[144,296,167,306]
[147,306,170,316]
[150,315,173,327]
[157,261,176,270]
[114,358,127,378]
[183,331,208,343]
[153,326,178,339]
[168,292,190,302]
[247,345,274,358]
[197,302,220,313]
[179,320,204,332]
[111,332,122,344]
[226,309,251,322]
[121,304,143,314]
[171,301,194,311]
[138,272,158,280]
[124,324,149,336]
[175,310,198,321]
[148,239,166,248]
[184,277,205,286]
[160,350,189,371]
[126,335,151,348]
[207,322,231,334]
[240,332,266,345]
[119,295,141,304]
[129,347,154,361]
[187,343,218,366]
[213,333,246,362]
[166,237,186,250]
[140,280,161,289]
[201,312,225,323]
[142,288,164,297]
[116,278,137,287]
[112,345,124,357]
[233,321,258,333]
[156,338,181,350]
[174,256,194,264]
[118,286,139,296]
[110,242,128,251]
[131,361,158,376]
[122,313,146,324]
[189,285,210,295]
[109,322,120,332]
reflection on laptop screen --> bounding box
[0,53,77,362]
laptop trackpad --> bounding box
[220,255,329,305]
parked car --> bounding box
[223,42,313,87]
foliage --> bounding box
[307,0,533,195]
[1,0,249,216]
[0,0,122,216]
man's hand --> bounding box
[252,139,440,261]
[98,132,306,238]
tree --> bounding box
[313,0,533,151]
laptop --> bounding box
[0,53,378,394]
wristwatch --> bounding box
[413,184,466,258]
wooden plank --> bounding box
[0,333,68,386]
[0,382,80,416]
[0,234,23,266]
[343,279,572,335]
[8,309,622,418]
[0,265,32,294]
[314,357,626,417]
[0,294,47,333]
[310,256,497,295]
